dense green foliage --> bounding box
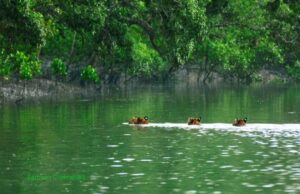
[0,0,300,83]
[0,50,41,80]
[80,65,100,83]
[287,60,300,79]
[51,58,67,80]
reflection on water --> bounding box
[0,84,300,194]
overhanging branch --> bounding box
[126,18,163,57]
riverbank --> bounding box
[0,79,100,103]
[0,67,294,103]
[173,66,290,85]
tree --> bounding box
[0,0,48,51]
[0,0,299,85]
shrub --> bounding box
[51,58,68,79]
[16,51,41,80]
[80,65,100,83]
[2,51,41,80]
[287,60,300,79]
[0,50,12,78]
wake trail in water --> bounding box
[123,123,300,131]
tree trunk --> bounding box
[202,43,209,84]
[68,32,77,64]
[36,44,42,58]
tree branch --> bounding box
[126,18,163,56]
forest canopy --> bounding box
[0,0,299,83]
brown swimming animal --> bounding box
[128,116,149,124]
[233,117,247,126]
[187,117,201,125]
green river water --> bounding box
[0,84,300,194]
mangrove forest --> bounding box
[0,0,300,85]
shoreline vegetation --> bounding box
[1,1,299,102]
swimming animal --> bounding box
[187,117,201,125]
[233,117,247,126]
[128,116,149,124]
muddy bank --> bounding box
[0,79,100,103]
[173,66,290,85]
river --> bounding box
[0,84,299,194]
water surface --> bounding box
[0,84,300,194]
